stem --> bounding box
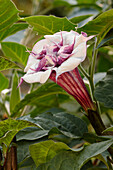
[78,64,90,80]
[88,109,113,156]
[90,37,98,95]
[87,109,106,135]
[0,149,3,170]
[4,136,17,170]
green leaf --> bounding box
[37,139,113,169]
[97,48,113,72]
[0,23,28,42]
[1,42,29,66]
[11,83,68,117]
[29,94,69,117]
[94,68,113,109]
[83,133,111,144]
[0,0,19,33]
[29,140,72,167]
[103,126,113,133]
[0,72,9,92]
[77,9,113,41]
[18,112,88,142]
[0,119,41,153]
[77,0,97,3]
[97,29,113,48]
[17,127,48,141]
[0,56,20,71]
[70,14,92,24]
[23,15,76,35]
[10,71,20,114]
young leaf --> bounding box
[0,119,41,153]
[77,9,113,39]
[10,71,20,114]
[0,0,19,32]
[70,14,92,24]
[1,42,29,66]
[0,23,28,42]
[94,68,113,109]
[37,139,113,169]
[0,56,20,71]
[0,72,9,92]
[23,15,76,35]
[29,140,74,167]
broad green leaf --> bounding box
[18,112,88,142]
[0,0,19,32]
[77,9,113,42]
[94,68,113,109]
[0,119,41,153]
[0,23,28,42]
[0,56,20,71]
[17,137,48,166]
[29,140,77,167]
[10,71,20,114]
[17,127,48,141]
[69,14,92,24]
[11,83,68,117]
[37,139,113,170]
[23,15,76,35]
[0,72,9,92]
[1,42,29,66]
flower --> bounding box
[19,30,95,112]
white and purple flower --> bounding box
[20,30,95,112]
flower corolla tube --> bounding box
[20,31,95,112]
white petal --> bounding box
[33,39,48,54]
[72,41,87,62]
[24,55,39,72]
[74,34,94,48]
[62,31,79,45]
[22,69,52,84]
[56,57,81,78]
[44,34,61,44]
[45,31,79,45]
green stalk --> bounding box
[90,37,98,95]
[78,64,90,80]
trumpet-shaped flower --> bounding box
[20,31,95,112]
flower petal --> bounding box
[72,41,87,62]
[56,57,81,78]
[62,30,79,45]
[44,34,61,44]
[22,69,52,84]
[33,39,48,54]
[74,34,94,48]
[45,31,78,46]
[24,55,39,72]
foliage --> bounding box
[0,0,113,169]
